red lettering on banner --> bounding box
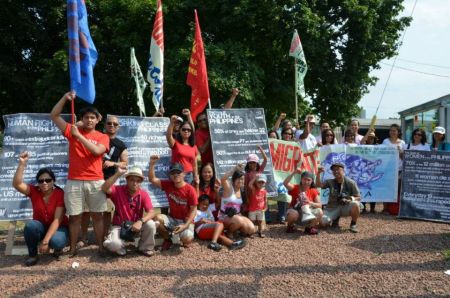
[282,145,293,172]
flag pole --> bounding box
[71,95,75,125]
[294,59,298,125]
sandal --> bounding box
[138,250,154,257]
[76,239,88,249]
[258,232,265,238]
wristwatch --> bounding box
[139,218,145,224]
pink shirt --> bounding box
[109,185,153,225]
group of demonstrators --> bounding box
[11,91,449,266]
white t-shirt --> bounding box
[194,209,215,233]
[295,130,317,152]
[382,138,406,170]
[405,143,430,151]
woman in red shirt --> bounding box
[12,151,68,266]
[167,114,199,184]
[196,163,220,218]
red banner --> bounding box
[186,9,210,121]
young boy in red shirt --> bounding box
[51,91,110,256]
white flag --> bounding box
[130,47,147,117]
[289,29,308,98]
[147,0,164,111]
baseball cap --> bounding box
[330,162,345,170]
[432,126,446,135]
[256,174,267,183]
[301,171,315,180]
[169,163,184,173]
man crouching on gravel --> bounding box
[101,166,156,257]
[148,155,197,250]
[315,163,361,233]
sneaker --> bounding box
[230,239,247,250]
[208,242,222,251]
[286,225,296,233]
[331,217,340,228]
[138,250,154,257]
[161,239,173,251]
[350,224,359,233]
[306,227,319,235]
[116,248,127,256]
[25,257,38,267]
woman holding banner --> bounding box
[405,128,430,151]
[12,152,69,266]
[431,127,449,151]
[167,114,199,184]
[219,164,256,238]
[381,124,405,215]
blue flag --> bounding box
[67,0,98,103]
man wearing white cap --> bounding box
[295,114,318,152]
[431,126,449,151]
[101,166,156,256]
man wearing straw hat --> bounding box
[101,166,157,257]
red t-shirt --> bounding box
[161,180,198,220]
[289,186,319,208]
[64,124,110,180]
[195,128,213,164]
[28,185,68,227]
[170,141,198,173]
[248,188,267,212]
[244,165,266,193]
[109,185,153,226]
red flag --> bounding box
[187,9,210,121]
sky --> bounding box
[360,0,450,119]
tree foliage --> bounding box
[0,0,410,127]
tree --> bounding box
[0,0,410,128]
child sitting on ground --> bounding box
[194,195,246,251]
[247,174,268,237]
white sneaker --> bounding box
[116,248,127,256]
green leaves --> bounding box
[0,0,410,128]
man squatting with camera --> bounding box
[315,162,361,233]
[101,166,156,257]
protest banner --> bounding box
[0,114,70,221]
[113,115,170,207]
[207,109,277,197]
[399,150,450,223]
[319,144,398,204]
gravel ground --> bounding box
[1,212,450,297]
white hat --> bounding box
[125,166,145,180]
[432,126,446,135]
[304,114,318,123]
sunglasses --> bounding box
[181,128,192,132]
[198,118,207,123]
[106,122,119,127]
[38,178,53,184]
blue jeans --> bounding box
[277,201,287,221]
[24,220,69,257]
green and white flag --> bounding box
[289,30,307,98]
[130,47,147,117]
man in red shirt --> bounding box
[101,166,156,256]
[51,91,110,256]
[148,155,197,250]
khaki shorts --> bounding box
[321,201,360,225]
[64,180,107,216]
[248,210,265,221]
[160,214,195,241]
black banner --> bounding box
[0,114,70,221]
[114,115,171,207]
[207,109,277,197]
[399,150,450,223]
